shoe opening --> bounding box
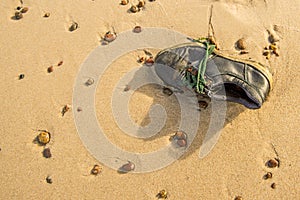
[215,83,261,109]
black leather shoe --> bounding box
[154,42,272,109]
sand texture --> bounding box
[0,0,300,199]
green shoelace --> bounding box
[182,39,215,94]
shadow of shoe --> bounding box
[123,66,245,160]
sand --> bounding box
[0,0,300,199]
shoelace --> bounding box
[182,39,215,94]
[196,40,215,93]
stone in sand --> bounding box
[19,74,25,79]
[14,11,23,20]
[162,87,173,96]
[43,13,50,18]
[85,78,94,86]
[47,66,54,73]
[69,22,79,32]
[267,159,278,168]
[46,176,53,184]
[264,172,272,179]
[120,0,128,5]
[177,139,187,147]
[118,161,135,173]
[236,38,246,50]
[130,5,139,13]
[133,26,142,33]
[271,182,276,189]
[37,131,51,145]
[43,148,52,158]
[91,164,102,175]
[20,7,28,13]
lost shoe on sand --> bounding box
[154,40,272,109]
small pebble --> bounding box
[14,11,23,20]
[43,12,50,18]
[123,85,130,92]
[145,57,154,66]
[130,5,139,13]
[43,148,52,158]
[57,61,63,66]
[104,31,117,42]
[91,164,102,175]
[156,189,168,199]
[47,66,54,73]
[137,0,145,8]
[170,131,188,148]
[269,44,277,51]
[19,74,25,80]
[263,51,271,60]
[46,176,53,184]
[118,161,135,173]
[263,51,270,56]
[77,107,82,112]
[171,131,187,140]
[20,7,28,13]
[120,0,129,5]
[267,159,278,168]
[137,56,145,63]
[236,38,246,50]
[62,105,70,116]
[264,172,272,179]
[177,139,187,147]
[162,87,173,96]
[263,50,271,60]
[133,26,142,33]
[271,182,276,189]
[37,131,51,145]
[69,22,79,32]
[85,78,94,86]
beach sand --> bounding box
[0,0,299,199]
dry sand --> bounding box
[1,0,300,199]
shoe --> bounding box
[154,41,272,109]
